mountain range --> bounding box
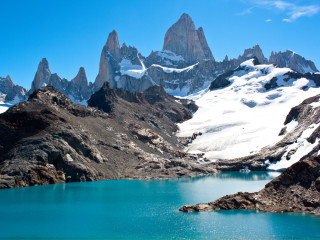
[1,13,320,216]
[0,13,318,111]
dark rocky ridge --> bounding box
[0,85,216,189]
[180,156,320,216]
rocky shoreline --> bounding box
[180,156,320,216]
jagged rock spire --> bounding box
[30,58,51,94]
[71,67,88,86]
[105,30,120,57]
[241,44,267,64]
[197,27,214,60]
[163,13,214,63]
[269,50,318,73]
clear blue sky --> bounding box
[1,0,319,89]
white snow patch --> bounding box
[151,63,198,74]
[285,119,299,133]
[156,50,184,62]
[119,55,147,79]
[177,63,320,162]
[0,95,24,114]
[311,100,320,108]
[268,123,320,170]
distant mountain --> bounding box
[29,58,93,104]
[269,50,318,73]
[1,13,318,109]
[0,75,27,113]
[91,13,318,96]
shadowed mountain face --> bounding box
[0,85,216,189]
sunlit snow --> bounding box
[177,59,320,162]
[119,55,147,79]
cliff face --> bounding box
[269,50,318,73]
[0,85,216,189]
[180,156,320,216]
[162,13,214,64]
[93,30,152,92]
[29,58,51,94]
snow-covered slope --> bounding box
[177,59,320,162]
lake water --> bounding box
[0,172,320,239]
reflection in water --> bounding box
[0,172,318,240]
[166,171,281,183]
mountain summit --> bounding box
[105,30,120,58]
[30,58,51,94]
[163,13,214,63]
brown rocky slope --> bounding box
[0,84,216,189]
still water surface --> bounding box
[0,171,319,239]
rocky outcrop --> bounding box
[0,85,216,189]
[162,13,214,64]
[269,50,318,73]
[0,76,27,103]
[180,156,320,216]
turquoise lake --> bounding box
[0,172,320,239]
